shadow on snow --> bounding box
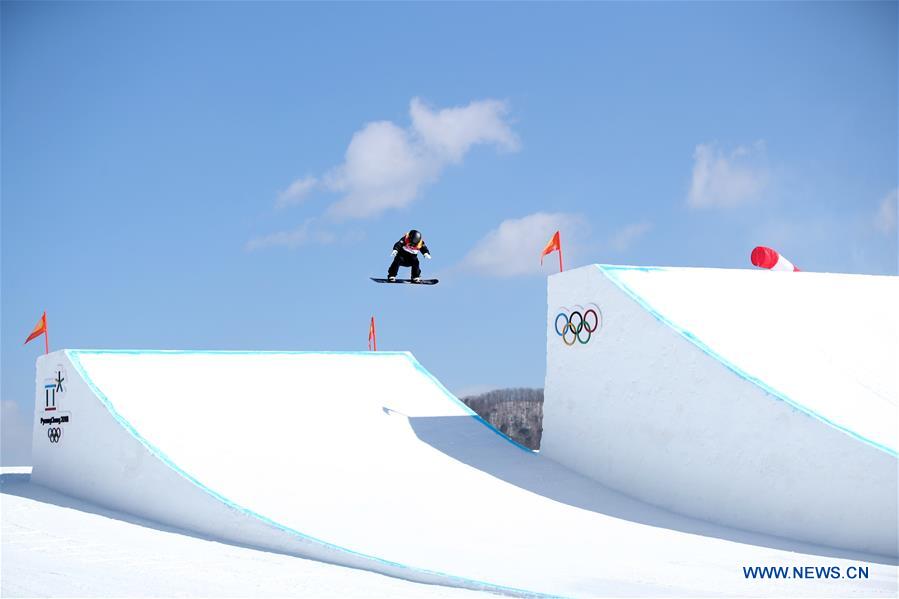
[405,414,896,566]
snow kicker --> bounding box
[28,289,897,597]
[542,265,898,557]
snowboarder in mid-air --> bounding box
[388,229,431,283]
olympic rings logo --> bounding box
[554,305,602,346]
[47,427,62,443]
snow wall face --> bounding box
[28,350,523,594]
[541,265,898,558]
[29,352,425,583]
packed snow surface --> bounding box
[0,469,487,598]
[541,265,898,557]
[605,266,898,453]
[22,349,897,597]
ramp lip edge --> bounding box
[64,350,534,454]
[402,354,535,453]
[64,349,416,356]
[594,265,898,457]
[64,350,550,598]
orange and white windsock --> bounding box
[750,246,800,272]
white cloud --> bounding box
[409,97,519,162]
[325,120,436,219]
[457,212,585,277]
[276,176,318,208]
[608,221,652,252]
[687,141,768,209]
[245,219,337,251]
[323,97,518,219]
[259,97,518,249]
[1,400,32,466]
[875,188,897,233]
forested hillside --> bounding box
[460,388,544,449]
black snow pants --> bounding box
[388,252,421,278]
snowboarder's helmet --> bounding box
[408,230,422,245]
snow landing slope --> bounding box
[31,350,896,597]
[1,468,486,599]
[542,265,898,558]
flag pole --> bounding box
[369,315,377,352]
[45,314,49,354]
[558,234,564,272]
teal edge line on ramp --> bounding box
[64,349,533,454]
[407,358,535,454]
[595,265,898,458]
[65,349,556,599]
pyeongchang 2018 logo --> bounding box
[39,365,71,445]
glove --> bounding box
[424,253,431,260]
[391,250,398,258]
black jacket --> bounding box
[393,235,430,258]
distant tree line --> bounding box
[460,388,544,450]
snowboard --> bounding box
[371,277,439,285]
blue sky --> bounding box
[2,2,896,463]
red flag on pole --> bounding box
[24,312,49,354]
[540,231,564,272]
[368,316,377,351]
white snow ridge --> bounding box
[3,264,897,597]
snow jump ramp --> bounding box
[542,265,898,558]
[30,348,897,597]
